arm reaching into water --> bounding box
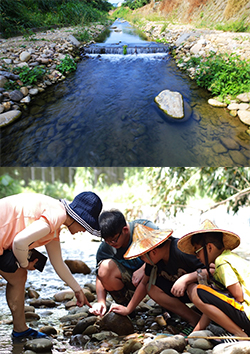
[45,240,91,307]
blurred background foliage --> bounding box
[1,167,250,219]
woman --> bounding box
[0,191,102,340]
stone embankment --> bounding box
[8,282,250,354]
[0,24,107,127]
[141,22,250,128]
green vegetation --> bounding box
[56,55,77,75]
[13,66,46,86]
[123,45,128,55]
[215,18,250,32]
[0,0,112,38]
[182,53,250,100]
[122,0,150,10]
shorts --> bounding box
[0,249,19,273]
[97,258,136,304]
[197,284,250,336]
[155,275,191,303]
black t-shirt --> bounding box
[96,219,159,271]
[145,237,203,283]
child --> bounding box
[177,219,250,338]
[109,223,204,333]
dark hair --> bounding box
[191,231,224,250]
[99,209,126,240]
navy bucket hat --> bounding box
[61,192,102,236]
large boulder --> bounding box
[155,90,184,119]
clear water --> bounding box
[0,19,250,166]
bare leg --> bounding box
[0,268,28,332]
[149,284,200,327]
[98,259,124,291]
[187,283,248,337]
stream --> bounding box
[0,20,250,166]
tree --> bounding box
[146,167,250,216]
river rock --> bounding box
[0,75,8,88]
[68,35,81,47]
[238,110,250,125]
[54,289,74,302]
[25,312,40,321]
[155,89,184,118]
[64,259,91,274]
[0,110,21,127]
[138,335,186,354]
[20,51,31,62]
[29,298,57,308]
[237,92,250,102]
[212,341,250,353]
[39,325,57,335]
[24,338,53,352]
[69,334,90,346]
[60,310,88,323]
[99,312,134,335]
[208,98,227,107]
[9,90,24,102]
[123,338,143,353]
[72,315,97,335]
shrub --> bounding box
[56,55,77,74]
[13,66,46,85]
[185,53,250,99]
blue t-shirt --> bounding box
[96,219,159,271]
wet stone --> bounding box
[64,259,91,274]
[24,338,53,352]
[99,312,134,336]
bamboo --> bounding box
[187,335,250,341]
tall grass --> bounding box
[0,0,112,38]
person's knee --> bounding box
[98,259,118,281]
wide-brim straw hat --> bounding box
[60,191,102,237]
[124,223,173,260]
[177,219,240,255]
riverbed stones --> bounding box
[155,89,184,118]
[24,338,53,352]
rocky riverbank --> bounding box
[5,280,250,354]
[0,23,110,127]
[138,22,250,128]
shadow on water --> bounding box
[1,19,250,166]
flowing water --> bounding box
[1,19,250,166]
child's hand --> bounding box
[89,302,107,317]
[108,303,129,316]
[171,276,188,297]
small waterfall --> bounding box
[81,42,169,55]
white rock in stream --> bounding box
[155,89,184,118]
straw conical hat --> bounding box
[124,223,173,260]
[177,219,240,255]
